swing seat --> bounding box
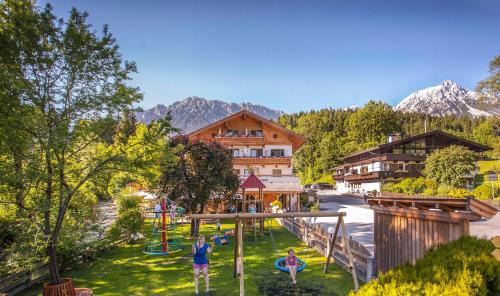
[211,234,229,245]
[224,229,235,236]
[274,257,306,273]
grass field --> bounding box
[22,220,354,296]
[475,160,500,187]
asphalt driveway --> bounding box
[313,191,500,256]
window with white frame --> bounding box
[270,149,285,157]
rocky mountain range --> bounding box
[136,81,498,133]
[135,96,285,133]
[394,80,499,117]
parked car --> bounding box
[315,182,333,190]
[302,184,313,191]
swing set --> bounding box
[191,211,359,296]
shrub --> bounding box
[351,236,500,296]
[382,182,395,193]
[117,193,142,213]
[383,178,436,196]
[423,188,437,196]
[116,208,142,242]
[110,193,143,242]
[448,188,473,198]
[473,183,500,200]
[382,182,402,193]
[310,203,320,211]
[299,192,309,206]
[437,184,454,197]
[396,177,427,195]
[315,174,336,186]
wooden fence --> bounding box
[0,240,123,296]
[0,264,48,296]
[278,217,374,282]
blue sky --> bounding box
[41,0,499,113]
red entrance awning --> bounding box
[239,173,266,189]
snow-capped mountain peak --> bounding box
[394,80,499,117]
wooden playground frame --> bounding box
[191,211,359,296]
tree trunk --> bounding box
[47,241,61,285]
[190,219,197,237]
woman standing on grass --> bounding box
[286,249,298,285]
[193,235,213,295]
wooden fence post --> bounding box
[323,217,341,273]
[233,219,239,278]
[237,218,245,296]
[340,216,359,291]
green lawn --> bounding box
[22,220,354,296]
[475,160,500,187]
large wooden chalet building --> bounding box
[333,130,490,194]
[188,110,306,212]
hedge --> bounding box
[351,236,500,296]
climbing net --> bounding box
[143,197,185,256]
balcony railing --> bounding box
[341,170,422,182]
[215,135,265,146]
[232,156,291,165]
[333,174,344,181]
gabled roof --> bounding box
[240,173,266,189]
[188,109,306,150]
[343,130,491,160]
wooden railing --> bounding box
[0,240,123,296]
[232,156,291,165]
[277,218,374,282]
[215,136,265,146]
[0,264,48,296]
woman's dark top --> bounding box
[193,242,209,264]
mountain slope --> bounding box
[394,80,499,117]
[136,97,285,133]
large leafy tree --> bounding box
[347,100,400,147]
[476,55,500,104]
[423,145,477,188]
[159,136,239,236]
[0,1,144,284]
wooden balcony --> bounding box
[342,170,422,182]
[232,157,291,165]
[215,136,265,146]
[333,174,344,181]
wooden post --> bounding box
[233,219,239,278]
[161,197,167,253]
[242,189,246,213]
[238,218,245,296]
[297,193,301,212]
[288,194,291,212]
[323,216,341,273]
[340,216,359,291]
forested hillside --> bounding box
[277,101,499,183]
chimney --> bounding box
[387,133,400,143]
